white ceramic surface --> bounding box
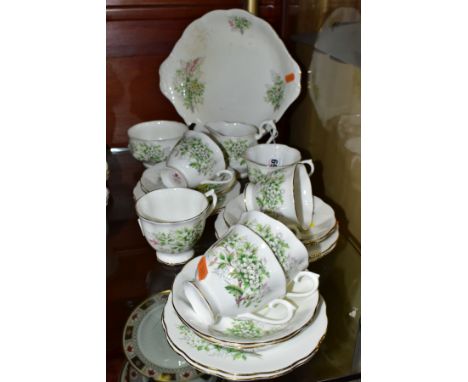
[163,292,327,380]
[223,193,247,227]
[245,162,314,229]
[245,144,302,183]
[159,9,301,127]
[128,121,188,166]
[173,256,320,349]
[161,131,229,189]
[122,292,203,381]
[123,362,218,382]
[136,188,216,264]
[307,226,339,262]
[205,121,277,174]
[214,181,241,212]
[238,211,308,282]
[184,225,295,325]
[133,181,146,201]
[140,162,165,193]
[295,196,337,243]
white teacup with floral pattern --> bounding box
[128,121,188,167]
[184,224,296,326]
[205,121,278,175]
[245,144,302,183]
[161,131,233,189]
[136,188,217,265]
[244,161,314,229]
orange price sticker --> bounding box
[285,72,295,83]
[197,256,208,281]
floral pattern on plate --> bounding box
[207,233,270,308]
[174,58,205,112]
[222,139,250,166]
[148,222,204,253]
[228,16,251,34]
[265,72,285,111]
[255,171,285,211]
[178,324,256,360]
[224,319,270,339]
[247,167,269,184]
[129,142,168,164]
[174,136,215,176]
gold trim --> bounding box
[119,361,128,382]
[309,241,338,262]
[172,295,319,349]
[301,221,339,245]
[122,291,202,381]
[162,312,327,380]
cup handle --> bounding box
[286,271,320,298]
[298,159,315,176]
[137,219,145,237]
[204,189,218,215]
[237,299,296,325]
[199,169,234,186]
[255,120,278,143]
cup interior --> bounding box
[128,121,187,141]
[246,144,301,168]
[206,122,256,137]
[293,165,313,228]
[136,188,208,222]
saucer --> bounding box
[223,193,246,227]
[214,181,241,213]
[214,212,229,239]
[172,256,319,349]
[296,196,336,243]
[140,162,165,193]
[307,226,339,262]
[163,292,327,380]
[121,361,218,382]
[133,181,146,201]
[123,291,203,381]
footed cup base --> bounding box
[156,250,194,266]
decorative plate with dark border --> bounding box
[122,291,203,381]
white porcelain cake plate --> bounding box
[122,291,202,381]
[159,9,301,126]
[163,292,327,380]
[172,256,319,349]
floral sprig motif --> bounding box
[222,139,250,166]
[148,222,204,253]
[178,324,254,360]
[130,142,167,164]
[255,171,285,212]
[174,58,205,112]
[225,319,265,339]
[244,220,290,273]
[265,73,285,111]
[175,137,215,176]
[248,167,269,184]
[208,233,270,308]
[228,16,251,34]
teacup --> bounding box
[128,121,188,166]
[245,144,302,183]
[238,211,309,282]
[160,131,231,189]
[205,121,278,175]
[140,162,165,193]
[136,188,217,265]
[184,224,296,326]
[244,161,314,229]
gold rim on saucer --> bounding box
[162,312,327,381]
[171,292,320,350]
[300,220,339,245]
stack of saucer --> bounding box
[215,195,339,262]
[122,291,215,382]
[162,212,328,380]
